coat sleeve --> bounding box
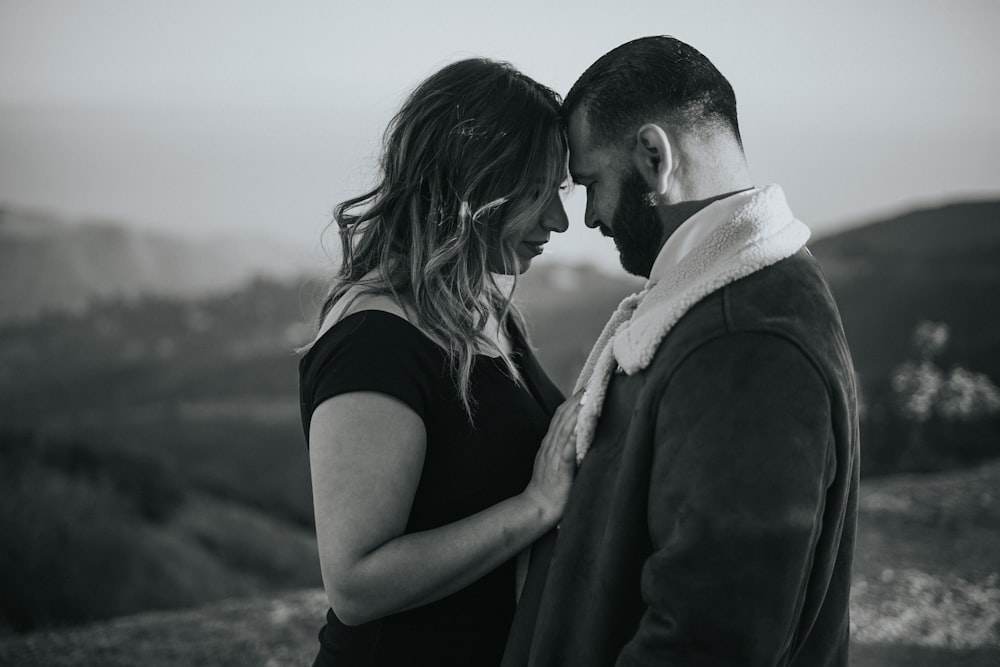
[616,331,834,666]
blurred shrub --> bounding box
[936,367,1000,420]
[37,436,186,522]
[0,431,186,633]
[1,439,143,632]
[0,430,321,636]
[860,321,1000,475]
[93,416,315,528]
[891,322,1000,424]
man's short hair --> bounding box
[565,36,742,150]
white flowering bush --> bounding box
[911,320,950,360]
[881,320,1000,471]
[938,367,1000,421]
[891,360,944,423]
[891,321,1000,423]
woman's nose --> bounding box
[543,196,569,233]
[584,196,599,229]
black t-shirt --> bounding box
[299,310,564,667]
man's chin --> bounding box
[622,265,650,279]
[616,248,651,278]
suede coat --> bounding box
[503,246,860,666]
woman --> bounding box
[298,58,580,666]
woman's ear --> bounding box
[632,124,673,196]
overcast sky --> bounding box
[1,0,998,271]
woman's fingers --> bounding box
[561,423,578,462]
[541,401,577,458]
[547,398,581,465]
[524,393,585,525]
[556,393,583,430]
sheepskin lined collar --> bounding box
[572,184,811,463]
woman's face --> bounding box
[501,182,570,274]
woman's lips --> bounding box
[522,240,547,255]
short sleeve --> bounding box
[298,311,443,440]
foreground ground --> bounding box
[2,461,998,666]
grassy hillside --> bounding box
[0,429,320,635]
[2,461,997,666]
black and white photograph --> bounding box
[1,1,998,665]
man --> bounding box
[503,36,860,666]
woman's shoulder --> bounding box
[300,295,447,419]
[317,290,411,338]
[303,288,448,372]
[312,313,439,360]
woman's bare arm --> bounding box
[309,390,579,626]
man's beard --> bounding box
[607,168,663,278]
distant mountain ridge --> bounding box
[809,199,1000,384]
[813,200,1000,263]
[0,205,309,323]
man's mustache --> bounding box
[599,224,614,238]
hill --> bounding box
[809,200,1000,385]
[2,461,997,667]
[0,204,307,324]
[809,200,1000,475]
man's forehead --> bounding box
[567,109,592,152]
[567,110,596,175]
[568,109,620,179]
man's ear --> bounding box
[632,123,673,196]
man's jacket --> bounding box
[504,247,860,666]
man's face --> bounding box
[608,167,665,277]
[568,110,663,277]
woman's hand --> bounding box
[523,391,583,526]
[310,390,584,625]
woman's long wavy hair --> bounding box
[315,58,567,419]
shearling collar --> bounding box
[571,184,811,462]
[645,188,751,284]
